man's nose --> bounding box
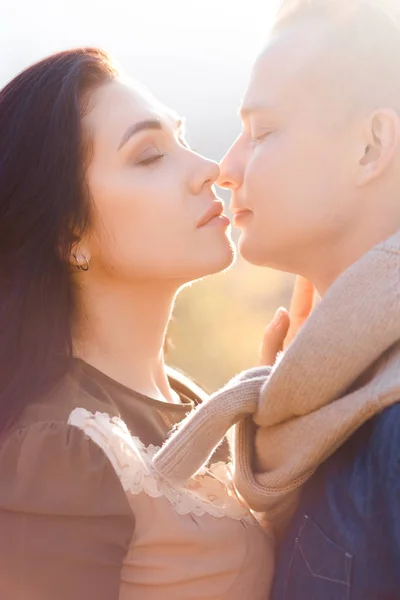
[217,139,243,190]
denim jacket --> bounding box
[271,403,400,600]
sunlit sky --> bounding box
[1,0,280,158]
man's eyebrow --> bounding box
[176,117,185,133]
[118,117,184,150]
[167,114,186,136]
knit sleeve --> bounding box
[153,367,271,484]
[0,419,135,599]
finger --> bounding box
[260,307,290,366]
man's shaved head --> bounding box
[273,0,400,113]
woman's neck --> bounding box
[72,278,179,402]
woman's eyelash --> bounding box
[138,154,165,166]
[136,132,189,166]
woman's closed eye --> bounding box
[136,148,165,166]
[134,129,191,166]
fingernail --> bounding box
[271,307,286,328]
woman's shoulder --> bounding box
[0,412,134,520]
[20,363,121,428]
[0,418,135,599]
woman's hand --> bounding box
[260,276,315,366]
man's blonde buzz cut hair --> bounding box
[275,0,400,27]
[269,0,400,111]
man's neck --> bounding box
[310,219,400,296]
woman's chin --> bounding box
[194,239,237,279]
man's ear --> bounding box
[357,108,400,186]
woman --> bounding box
[0,47,278,599]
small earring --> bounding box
[73,254,90,272]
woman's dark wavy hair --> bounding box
[0,48,118,435]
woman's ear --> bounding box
[357,108,400,186]
[70,243,91,271]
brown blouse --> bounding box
[0,359,274,599]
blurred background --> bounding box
[1,0,294,391]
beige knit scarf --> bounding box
[154,231,400,531]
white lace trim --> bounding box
[68,408,255,523]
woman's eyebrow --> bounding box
[118,117,185,151]
[118,119,163,151]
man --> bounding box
[217,1,400,598]
[154,1,400,598]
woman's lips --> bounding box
[204,214,231,228]
[197,201,230,228]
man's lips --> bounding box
[232,208,253,226]
[232,208,252,216]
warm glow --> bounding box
[1,0,291,390]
